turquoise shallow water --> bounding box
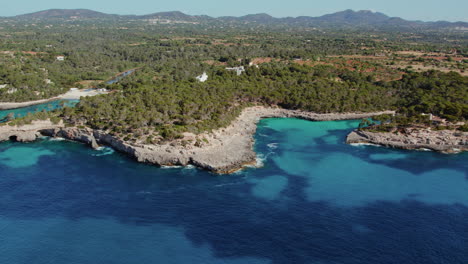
[0,68,133,122]
[0,118,467,264]
[106,69,136,84]
[0,100,79,122]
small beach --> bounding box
[0,89,109,110]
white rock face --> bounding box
[0,107,397,173]
[0,120,64,142]
[347,129,468,153]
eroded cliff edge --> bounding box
[0,106,395,173]
[346,129,468,153]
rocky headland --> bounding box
[346,128,468,153]
[0,106,395,173]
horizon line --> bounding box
[4,8,468,23]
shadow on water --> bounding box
[320,127,468,178]
[262,117,468,178]
[0,118,467,264]
[261,117,468,179]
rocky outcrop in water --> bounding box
[0,107,396,173]
[346,129,468,153]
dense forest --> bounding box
[0,17,467,141]
[360,71,468,132]
[60,64,393,139]
[0,17,466,104]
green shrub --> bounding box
[458,124,468,132]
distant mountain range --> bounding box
[14,9,116,19]
[7,9,468,29]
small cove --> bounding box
[0,69,136,122]
[0,118,466,263]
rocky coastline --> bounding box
[346,129,468,153]
[0,106,395,173]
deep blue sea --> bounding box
[0,118,467,264]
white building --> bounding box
[226,66,245,76]
[7,88,17,94]
[196,72,208,82]
[0,84,7,89]
[56,56,65,61]
[249,62,260,68]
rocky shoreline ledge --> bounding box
[346,129,468,153]
[0,106,394,173]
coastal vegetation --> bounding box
[359,71,467,132]
[61,64,397,140]
[0,12,466,142]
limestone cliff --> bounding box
[0,107,396,173]
[346,129,468,153]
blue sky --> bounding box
[2,0,467,22]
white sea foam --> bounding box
[92,147,115,156]
[246,148,278,170]
[49,137,65,141]
[417,148,433,152]
[267,143,279,150]
[183,165,196,170]
[350,143,381,147]
[161,165,183,169]
[230,169,246,175]
[247,154,266,168]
